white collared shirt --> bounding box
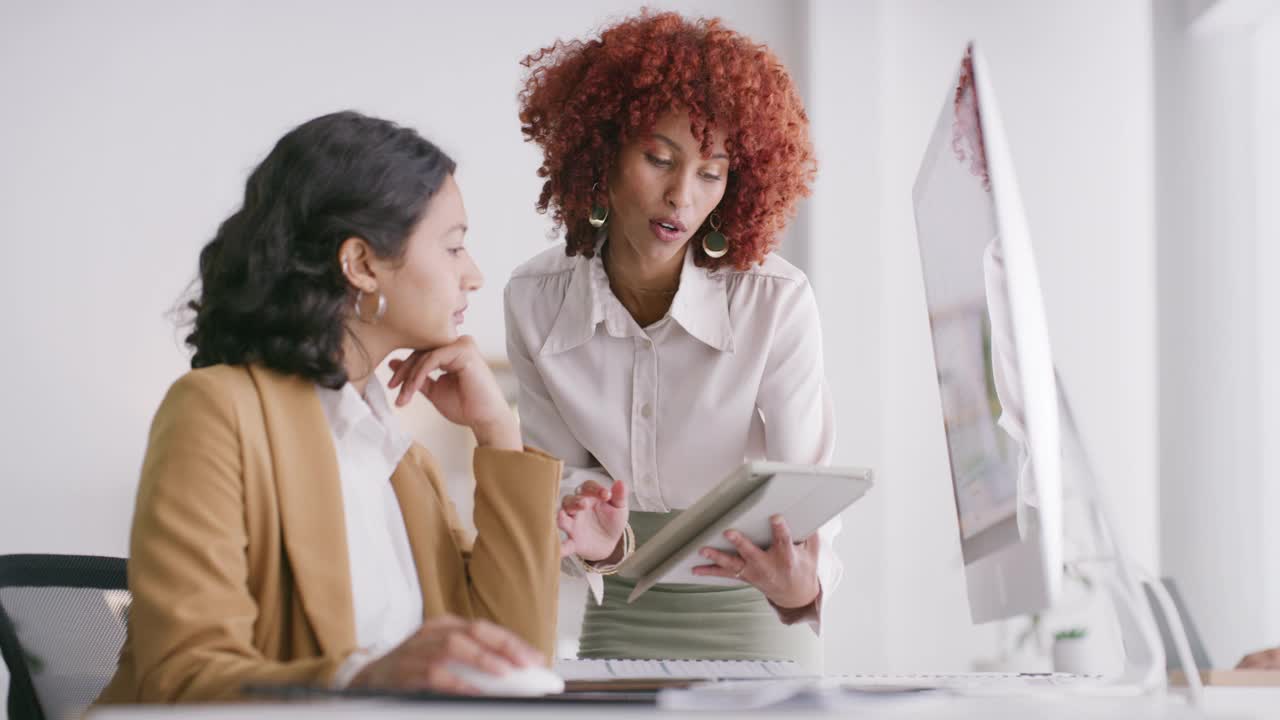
[504,242,840,630]
[315,379,422,687]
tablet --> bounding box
[616,462,873,602]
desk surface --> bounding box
[86,687,1280,719]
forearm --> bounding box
[128,650,344,703]
[472,416,523,452]
[466,447,563,659]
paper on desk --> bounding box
[657,679,944,712]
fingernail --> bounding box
[725,531,737,541]
[701,549,712,559]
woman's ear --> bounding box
[338,237,379,293]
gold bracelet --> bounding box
[584,524,635,575]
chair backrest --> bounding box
[0,555,129,720]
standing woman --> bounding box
[96,111,561,704]
[507,13,838,666]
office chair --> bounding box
[0,554,129,720]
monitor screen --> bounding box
[913,50,1029,565]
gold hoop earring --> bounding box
[354,289,387,324]
[702,211,728,259]
[589,182,609,228]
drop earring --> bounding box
[589,182,609,228]
[702,211,728,259]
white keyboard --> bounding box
[841,672,1104,691]
[555,658,808,681]
[555,659,1102,690]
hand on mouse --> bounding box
[350,614,542,694]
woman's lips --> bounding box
[649,219,684,244]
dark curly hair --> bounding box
[518,11,815,271]
[185,111,456,388]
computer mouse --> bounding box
[447,662,566,697]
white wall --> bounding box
[1258,7,1280,657]
[1156,0,1280,668]
[805,0,888,673]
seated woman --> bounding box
[96,111,562,703]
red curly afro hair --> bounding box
[518,11,816,271]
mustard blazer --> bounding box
[96,364,562,703]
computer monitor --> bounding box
[911,43,1063,624]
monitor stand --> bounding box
[1055,371,1205,706]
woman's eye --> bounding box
[700,172,723,182]
[646,154,674,168]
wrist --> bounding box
[583,524,635,572]
[472,418,521,451]
[349,659,380,689]
[769,578,821,611]
[591,533,627,564]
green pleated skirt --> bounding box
[577,511,820,667]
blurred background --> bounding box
[1,0,1276,709]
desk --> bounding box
[87,687,1280,719]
